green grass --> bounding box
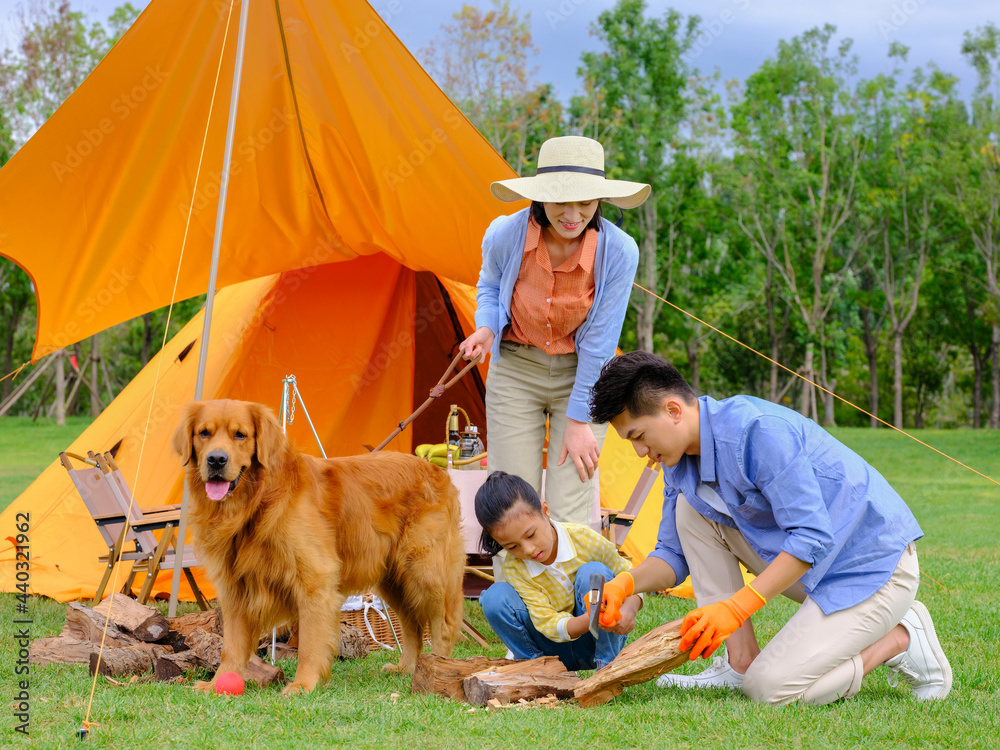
[2,419,999,748]
[0,416,95,514]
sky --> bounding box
[1,0,995,103]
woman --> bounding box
[459,136,650,526]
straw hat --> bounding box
[491,136,651,209]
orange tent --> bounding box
[0,0,665,602]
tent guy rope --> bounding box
[80,0,241,739]
[631,280,1000,488]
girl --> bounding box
[459,135,650,526]
[475,471,643,670]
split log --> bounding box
[166,608,222,637]
[244,656,286,688]
[30,637,99,665]
[154,651,203,682]
[573,618,689,707]
[185,628,223,666]
[413,655,516,700]
[185,627,285,688]
[464,670,581,706]
[61,602,138,648]
[412,655,565,701]
[157,630,188,653]
[89,643,173,678]
[338,623,368,660]
[94,596,170,642]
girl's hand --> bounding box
[606,596,640,635]
[459,327,494,361]
[558,418,600,482]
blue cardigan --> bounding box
[473,208,639,423]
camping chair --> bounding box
[92,451,209,610]
[60,451,208,609]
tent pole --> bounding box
[169,0,252,617]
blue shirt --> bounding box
[473,208,639,423]
[649,395,923,615]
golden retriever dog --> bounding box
[172,399,466,695]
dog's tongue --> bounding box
[205,481,230,501]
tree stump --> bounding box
[573,618,690,707]
[94,596,170,642]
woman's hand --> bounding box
[558,418,600,482]
[459,327,494,361]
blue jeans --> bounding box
[480,561,627,671]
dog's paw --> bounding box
[281,681,315,696]
[194,680,214,693]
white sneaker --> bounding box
[657,654,744,690]
[885,600,952,700]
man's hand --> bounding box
[459,327,494,361]
[679,585,767,660]
[558,418,600,482]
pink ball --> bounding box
[214,672,245,696]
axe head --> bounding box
[588,573,605,639]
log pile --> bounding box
[413,617,691,708]
[30,597,369,687]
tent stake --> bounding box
[169,0,251,618]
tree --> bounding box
[419,1,562,175]
[573,0,699,352]
[0,1,139,143]
[855,47,959,428]
[0,108,36,405]
[957,23,1000,427]
[733,26,863,423]
[0,0,139,419]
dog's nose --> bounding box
[206,451,229,469]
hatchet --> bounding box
[588,573,605,639]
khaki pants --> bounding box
[676,493,919,705]
[485,341,607,526]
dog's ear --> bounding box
[172,402,199,467]
[250,403,286,470]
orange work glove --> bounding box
[588,572,634,629]
[679,584,767,660]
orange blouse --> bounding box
[503,216,597,354]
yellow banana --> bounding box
[427,443,452,458]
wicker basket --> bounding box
[340,594,428,652]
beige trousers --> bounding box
[485,341,607,526]
[676,493,919,705]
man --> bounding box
[589,351,951,705]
